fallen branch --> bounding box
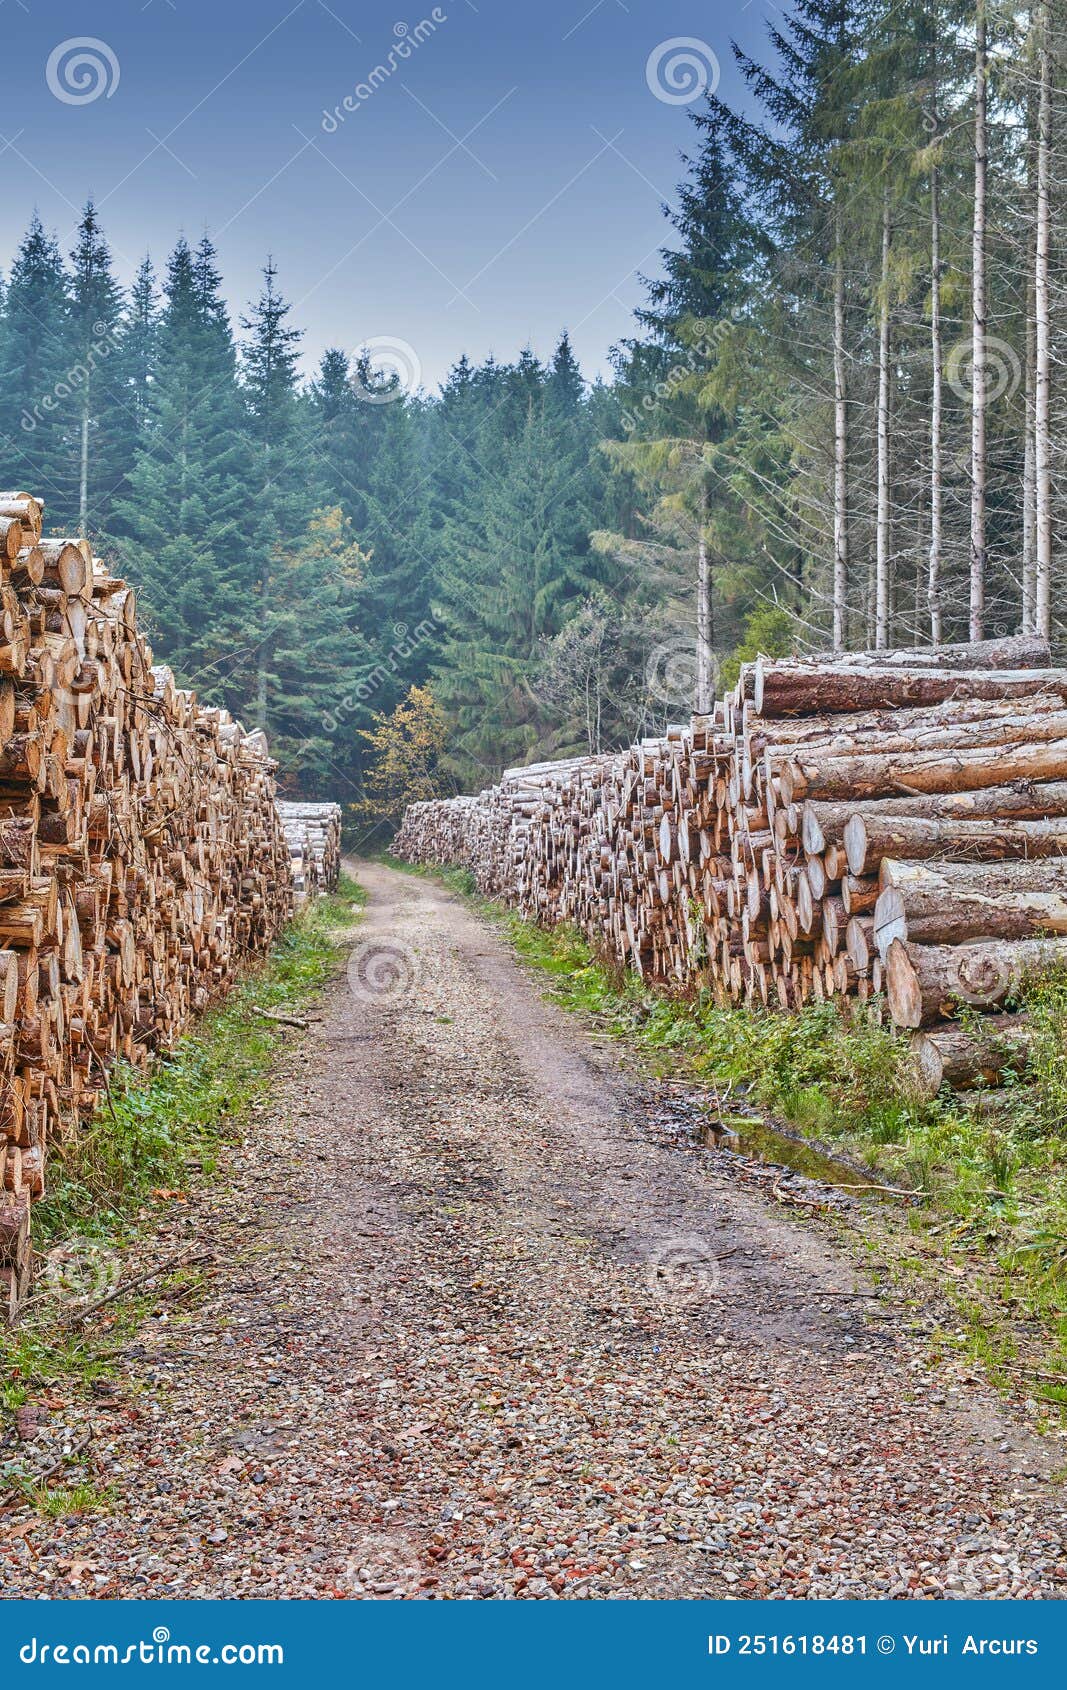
[252,1005,310,1029]
[64,1248,214,1327]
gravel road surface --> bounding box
[3,860,1065,1599]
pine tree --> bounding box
[306,347,363,516]
[113,255,160,487]
[610,114,764,706]
[266,504,375,798]
[356,395,438,714]
[717,0,865,645]
[114,236,253,714]
[65,202,127,535]
[240,258,308,729]
[433,366,603,780]
[0,214,71,520]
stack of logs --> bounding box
[397,633,1067,1115]
[0,489,295,1317]
[276,801,342,901]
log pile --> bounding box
[396,634,1067,1107]
[276,801,342,899]
[0,489,296,1318]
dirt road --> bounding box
[4,859,1065,1598]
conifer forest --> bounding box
[5,2,1065,824]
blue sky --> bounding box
[2,0,773,389]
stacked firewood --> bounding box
[396,634,1067,1108]
[276,801,342,899]
[0,489,295,1317]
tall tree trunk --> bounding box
[832,225,849,649]
[1023,258,1037,634]
[695,484,714,714]
[1035,0,1053,638]
[78,401,89,539]
[928,84,944,645]
[969,1,988,640]
[875,191,893,649]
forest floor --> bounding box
[2,858,1066,1600]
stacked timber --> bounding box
[0,488,295,1318]
[277,801,342,899]
[396,634,1067,1104]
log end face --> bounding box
[886,937,923,1029]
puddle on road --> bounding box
[649,1089,909,1203]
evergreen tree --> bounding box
[114,255,160,478]
[240,258,309,729]
[115,236,252,714]
[356,396,438,707]
[609,114,766,707]
[306,347,363,515]
[0,214,71,519]
[433,365,603,780]
[267,503,374,798]
[65,202,127,534]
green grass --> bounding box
[14,1479,117,1518]
[34,874,363,1242]
[380,852,479,900]
[398,861,1067,1402]
[1,875,363,1462]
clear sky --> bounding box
[2,0,773,391]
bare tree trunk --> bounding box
[969,1,988,640]
[929,87,944,645]
[78,405,89,539]
[832,228,849,650]
[1023,260,1037,634]
[875,192,893,649]
[695,486,714,714]
[1035,0,1053,638]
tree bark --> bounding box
[1034,0,1053,638]
[874,857,1067,953]
[695,486,714,715]
[844,811,1067,877]
[802,776,1067,854]
[778,699,1067,770]
[789,634,1050,674]
[875,191,893,649]
[886,933,1067,1029]
[832,227,849,650]
[754,657,1067,717]
[1022,208,1037,634]
[909,1015,1030,1098]
[78,409,89,541]
[969,0,988,639]
[929,95,944,645]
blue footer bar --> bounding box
[1,1601,1065,1687]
